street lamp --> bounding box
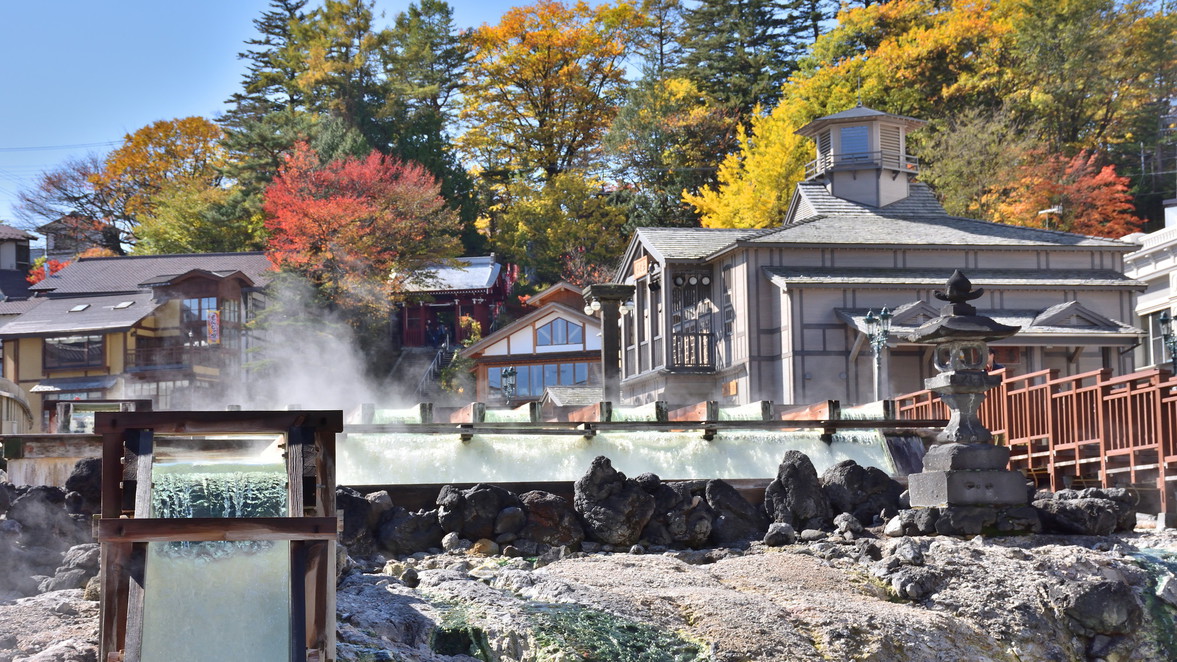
[865,307,893,401]
[501,366,517,405]
[1159,310,1177,375]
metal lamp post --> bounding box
[501,366,517,406]
[1159,311,1177,375]
[865,307,892,401]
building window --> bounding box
[182,297,218,343]
[44,335,105,370]
[1146,311,1172,367]
[536,319,583,346]
[840,125,869,157]
[489,361,592,398]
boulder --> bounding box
[364,490,395,527]
[885,508,939,537]
[8,486,87,550]
[763,522,796,547]
[640,480,713,549]
[1078,487,1137,532]
[934,506,997,536]
[1049,580,1141,635]
[376,507,444,556]
[821,460,903,525]
[764,451,832,530]
[706,479,768,544]
[437,484,522,541]
[1034,498,1118,536]
[573,456,654,546]
[64,459,102,515]
[336,487,373,547]
[519,491,584,548]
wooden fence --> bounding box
[895,367,1177,514]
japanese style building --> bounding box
[399,255,515,348]
[0,252,272,428]
[615,106,1144,407]
[459,282,601,403]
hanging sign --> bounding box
[207,310,221,345]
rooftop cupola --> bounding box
[796,105,926,207]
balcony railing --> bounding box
[670,332,715,371]
[804,150,920,179]
[125,346,227,372]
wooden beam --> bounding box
[97,517,340,543]
[94,410,343,436]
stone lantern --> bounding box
[905,270,1028,510]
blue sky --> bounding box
[0,0,518,228]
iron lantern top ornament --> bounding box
[906,270,1019,345]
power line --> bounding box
[0,140,120,153]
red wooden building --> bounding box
[400,256,515,347]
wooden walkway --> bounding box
[895,367,1177,515]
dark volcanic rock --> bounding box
[706,479,768,544]
[764,451,833,530]
[8,486,87,550]
[436,484,522,541]
[1077,487,1137,532]
[934,506,997,536]
[639,480,714,549]
[376,507,444,556]
[1033,498,1118,536]
[821,460,903,525]
[63,459,102,515]
[336,487,373,545]
[573,456,654,546]
[519,491,583,547]
[1049,580,1141,635]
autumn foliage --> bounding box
[985,151,1144,238]
[263,142,460,311]
[27,259,70,285]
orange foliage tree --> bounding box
[263,141,461,312]
[984,151,1144,237]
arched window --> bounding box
[536,318,583,346]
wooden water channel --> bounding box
[896,367,1177,521]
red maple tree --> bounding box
[263,142,461,311]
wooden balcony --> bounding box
[895,367,1177,514]
[670,332,715,371]
[124,346,228,373]
[804,150,920,179]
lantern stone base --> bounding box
[908,469,1029,508]
[922,443,1010,472]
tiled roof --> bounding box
[30,252,274,296]
[763,266,1142,289]
[404,256,502,293]
[835,305,1141,343]
[772,183,1132,249]
[542,385,603,407]
[634,227,765,261]
[0,299,43,316]
[0,292,161,337]
[0,224,34,241]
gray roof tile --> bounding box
[404,256,502,293]
[634,227,765,261]
[0,292,161,337]
[0,224,34,241]
[770,183,1131,248]
[763,266,1141,289]
[542,385,603,407]
[30,253,273,296]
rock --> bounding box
[890,537,925,566]
[573,457,655,546]
[82,575,101,601]
[63,459,102,515]
[764,451,833,531]
[1049,580,1141,635]
[629,544,645,555]
[470,539,500,556]
[58,544,99,573]
[336,487,373,550]
[519,491,584,548]
[1034,498,1118,536]
[40,569,88,593]
[441,532,471,552]
[8,486,86,550]
[995,505,1042,534]
[494,506,526,535]
[640,480,714,549]
[821,460,903,525]
[763,522,796,547]
[706,479,767,544]
[1080,487,1138,532]
[400,567,419,588]
[800,529,826,542]
[834,513,864,536]
[364,490,394,526]
[883,516,905,537]
[934,506,998,536]
[375,507,444,556]
[437,484,523,541]
[13,638,96,662]
[1157,574,1177,608]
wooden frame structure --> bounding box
[96,410,343,662]
[896,367,1177,519]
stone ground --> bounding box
[3,526,1177,662]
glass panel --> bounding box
[544,364,558,389]
[560,363,573,385]
[568,323,582,344]
[537,323,552,346]
[575,363,588,384]
[517,365,530,395]
[142,446,290,662]
[531,365,543,396]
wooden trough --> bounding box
[96,410,342,662]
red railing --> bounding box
[895,367,1177,513]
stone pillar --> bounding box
[583,283,635,404]
[905,271,1028,511]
